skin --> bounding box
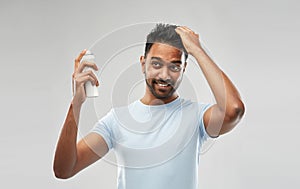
[53,26,245,179]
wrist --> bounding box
[190,47,205,57]
[70,99,82,125]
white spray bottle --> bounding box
[80,50,99,97]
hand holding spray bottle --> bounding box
[80,50,99,97]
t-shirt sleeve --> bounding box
[90,110,114,150]
[198,103,218,145]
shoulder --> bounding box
[99,101,138,125]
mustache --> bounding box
[152,79,174,86]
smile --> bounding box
[154,80,171,88]
[158,83,169,87]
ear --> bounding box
[183,62,187,73]
[140,55,146,73]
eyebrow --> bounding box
[150,57,182,64]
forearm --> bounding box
[53,101,82,178]
[175,26,244,135]
[193,48,244,114]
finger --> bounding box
[82,75,99,86]
[175,27,184,35]
[76,75,97,86]
[175,26,184,31]
[175,27,191,36]
[77,61,99,73]
[84,69,99,85]
[75,70,99,86]
[177,26,196,34]
[75,74,98,86]
[176,26,189,32]
[181,26,193,32]
[74,49,87,72]
[181,26,195,33]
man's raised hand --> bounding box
[175,26,203,57]
[72,49,99,106]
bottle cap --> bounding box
[81,50,95,63]
[85,50,93,55]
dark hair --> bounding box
[144,23,188,61]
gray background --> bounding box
[0,0,299,188]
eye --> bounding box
[169,64,182,72]
[151,61,162,68]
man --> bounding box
[53,23,245,189]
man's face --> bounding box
[140,43,187,100]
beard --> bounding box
[144,73,182,99]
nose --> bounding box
[158,66,170,81]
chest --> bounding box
[111,108,200,168]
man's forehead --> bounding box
[147,43,184,60]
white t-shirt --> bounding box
[91,97,214,189]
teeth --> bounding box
[158,83,168,87]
